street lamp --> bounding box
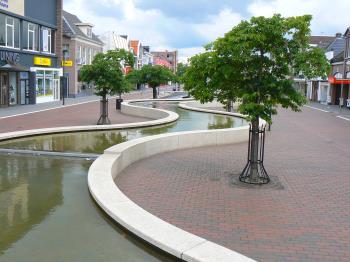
[62,49,68,106]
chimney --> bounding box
[335,32,342,38]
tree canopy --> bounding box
[126,64,174,98]
[183,14,330,123]
[80,49,135,98]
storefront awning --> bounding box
[328,76,350,85]
[0,62,29,72]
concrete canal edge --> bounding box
[88,101,256,262]
[0,98,189,142]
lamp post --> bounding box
[62,49,68,106]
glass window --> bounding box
[0,14,5,46]
[23,22,39,51]
[87,28,92,38]
[2,16,20,48]
[41,27,52,53]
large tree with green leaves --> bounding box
[183,14,330,184]
[127,65,174,99]
[80,49,134,125]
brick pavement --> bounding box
[116,107,350,262]
[0,88,171,133]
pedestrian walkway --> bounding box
[0,87,173,133]
[116,106,350,262]
[306,101,350,120]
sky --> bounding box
[64,0,350,62]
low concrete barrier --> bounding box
[0,99,184,142]
[88,102,255,261]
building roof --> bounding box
[310,35,337,50]
[130,40,140,56]
[326,37,345,57]
[99,31,129,52]
[62,10,103,45]
[331,50,344,64]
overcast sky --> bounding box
[64,0,350,62]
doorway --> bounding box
[0,72,9,107]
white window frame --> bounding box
[27,23,36,51]
[42,27,52,54]
[87,28,92,38]
[348,38,350,58]
[5,17,15,48]
[89,48,92,64]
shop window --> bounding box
[346,72,350,79]
[41,27,52,53]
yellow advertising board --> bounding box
[34,57,52,66]
[62,60,73,67]
[0,0,24,16]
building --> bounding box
[99,31,129,53]
[141,46,153,67]
[306,33,345,104]
[62,10,103,97]
[0,0,63,107]
[129,40,143,69]
[328,28,350,108]
[151,50,178,73]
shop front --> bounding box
[0,51,31,107]
[31,67,61,104]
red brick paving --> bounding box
[116,107,350,262]
[0,90,159,133]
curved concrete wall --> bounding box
[88,102,255,261]
[0,99,183,142]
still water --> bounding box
[0,102,246,154]
[0,101,246,261]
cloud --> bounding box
[194,8,243,41]
[248,0,350,34]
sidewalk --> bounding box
[0,87,174,133]
[117,106,350,262]
[306,101,350,119]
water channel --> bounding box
[0,101,247,261]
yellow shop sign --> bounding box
[62,60,73,67]
[34,57,52,66]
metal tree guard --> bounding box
[239,124,270,184]
[97,98,111,125]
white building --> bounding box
[99,31,129,53]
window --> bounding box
[0,15,20,48]
[87,28,92,38]
[22,22,39,51]
[76,46,82,64]
[41,27,52,53]
[63,44,70,59]
[83,47,87,65]
[347,38,350,58]
[89,48,92,64]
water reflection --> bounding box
[0,102,247,154]
[0,155,64,255]
[0,156,175,261]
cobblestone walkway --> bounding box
[117,107,350,262]
[0,89,171,133]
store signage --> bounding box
[0,0,24,16]
[34,57,52,66]
[0,50,20,63]
[62,60,73,67]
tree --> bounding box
[127,65,174,99]
[174,62,188,86]
[183,14,330,184]
[80,49,134,125]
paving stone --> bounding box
[117,107,350,262]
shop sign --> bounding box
[0,0,24,16]
[62,60,73,67]
[0,50,20,63]
[34,57,52,66]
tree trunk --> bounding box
[97,95,111,125]
[249,117,260,182]
[153,87,158,99]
